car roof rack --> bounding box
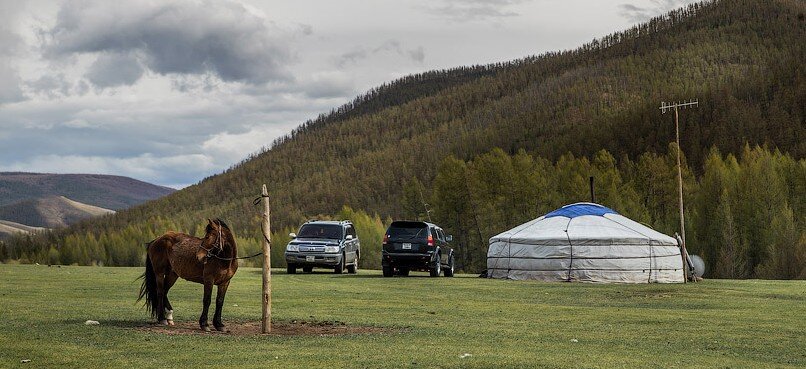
[303,219,352,225]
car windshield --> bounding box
[297,224,343,239]
[387,222,428,241]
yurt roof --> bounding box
[490,202,678,246]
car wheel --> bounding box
[334,252,345,274]
[347,255,358,274]
[444,254,455,277]
[382,266,393,277]
[429,256,441,277]
[303,266,313,273]
[287,264,297,274]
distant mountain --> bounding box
[0,173,173,238]
[0,220,47,239]
[0,173,175,210]
[0,196,114,229]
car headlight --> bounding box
[324,245,340,253]
[286,244,299,252]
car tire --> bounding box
[334,252,345,274]
[429,256,441,277]
[347,255,358,274]
[303,266,313,273]
[287,264,297,274]
[398,268,410,277]
[382,266,393,277]
[444,254,455,277]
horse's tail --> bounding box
[137,247,159,319]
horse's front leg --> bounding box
[199,283,213,332]
[213,280,230,332]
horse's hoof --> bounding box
[202,326,211,332]
[214,325,227,333]
[167,320,175,326]
[159,320,168,326]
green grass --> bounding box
[0,264,803,368]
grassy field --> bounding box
[0,264,803,368]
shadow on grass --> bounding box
[247,269,388,278]
[65,319,152,328]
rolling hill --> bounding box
[0,173,174,239]
[0,173,175,210]
[0,220,47,239]
[0,196,115,229]
[3,0,804,277]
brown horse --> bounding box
[138,218,239,332]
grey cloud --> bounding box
[85,52,145,88]
[170,74,221,93]
[618,1,691,23]
[337,40,425,67]
[423,0,527,22]
[45,0,292,84]
[300,73,355,99]
[0,62,25,104]
[298,24,313,36]
[337,49,369,67]
[25,73,73,98]
[0,5,26,105]
[408,46,425,63]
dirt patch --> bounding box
[137,320,396,336]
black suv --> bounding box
[382,221,455,277]
[285,220,360,274]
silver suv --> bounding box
[284,220,360,274]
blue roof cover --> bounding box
[544,203,618,219]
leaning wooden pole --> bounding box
[260,184,272,334]
[660,100,697,282]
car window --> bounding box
[437,229,445,241]
[346,225,356,238]
[297,224,343,239]
[387,222,428,241]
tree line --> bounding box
[2,145,803,279]
[426,145,804,279]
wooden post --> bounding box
[260,184,272,333]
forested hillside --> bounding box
[2,0,804,278]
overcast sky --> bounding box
[0,0,695,188]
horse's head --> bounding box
[199,218,236,261]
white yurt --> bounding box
[487,203,684,283]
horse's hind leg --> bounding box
[213,280,230,332]
[155,274,167,325]
[163,271,178,326]
[199,283,213,332]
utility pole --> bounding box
[660,99,697,281]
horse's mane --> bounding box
[206,218,231,233]
[204,218,236,253]
[215,218,230,231]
